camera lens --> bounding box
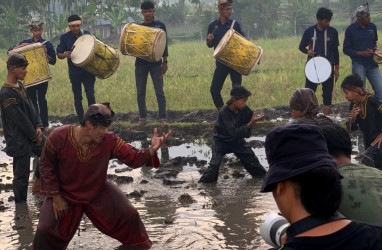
[260,213,290,248]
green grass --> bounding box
[0,35,363,116]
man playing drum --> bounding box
[206,0,245,111]
[299,7,339,116]
[56,15,96,122]
[11,21,56,133]
[343,3,382,103]
[135,1,168,127]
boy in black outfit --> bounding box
[199,86,266,183]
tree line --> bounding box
[0,0,378,49]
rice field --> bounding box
[0,34,359,116]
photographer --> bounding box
[261,124,382,249]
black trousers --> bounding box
[12,137,45,203]
[199,138,266,183]
[210,61,242,109]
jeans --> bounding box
[210,61,242,109]
[69,73,96,122]
[352,62,382,102]
[198,138,266,183]
[135,64,166,121]
[27,81,49,127]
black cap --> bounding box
[261,123,339,193]
[7,54,28,68]
[230,85,251,99]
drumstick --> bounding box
[41,41,48,45]
[312,57,321,83]
[70,45,76,51]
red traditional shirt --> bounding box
[39,125,159,203]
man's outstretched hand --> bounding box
[149,128,172,156]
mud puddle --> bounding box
[0,105,354,250]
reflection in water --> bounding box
[13,203,34,249]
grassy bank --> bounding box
[0,35,357,116]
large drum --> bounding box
[213,29,263,76]
[8,43,52,87]
[119,23,166,62]
[71,34,120,79]
[304,56,332,84]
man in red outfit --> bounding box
[33,103,171,249]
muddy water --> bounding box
[0,135,280,250]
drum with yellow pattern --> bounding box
[213,29,263,76]
[71,34,120,79]
[119,23,166,62]
[8,43,52,87]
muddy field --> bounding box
[0,104,352,250]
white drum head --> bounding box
[213,29,234,57]
[304,56,332,84]
[71,34,95,66]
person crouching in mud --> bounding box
[199,85,266,183]
[33,103,171,249]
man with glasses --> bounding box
[206,0,245,111]
[33,103,171,249]
[56,15,96,122]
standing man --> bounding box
[13,21,56,132]
[33,103,171,249]
[299,7,340,116]
[343,3,382,103]
[56,15,96,122]
[0,54,44,203]
[135,1,168,127]
[206,0,245,111]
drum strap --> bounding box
[230,20,236,30]
[312,28,327,57]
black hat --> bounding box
[260,123,338,193]
[230,85,251,99]
[340,74,364,89]
[7,54,28,68]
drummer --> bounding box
[135,1,168,127]
[298,7,340,116]
[11,21,56,133]
[56,15,96,122]
[206,0,245,111]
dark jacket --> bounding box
[0,82,42,157]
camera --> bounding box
[260,213,290,248]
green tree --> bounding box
[0,3,28,48]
